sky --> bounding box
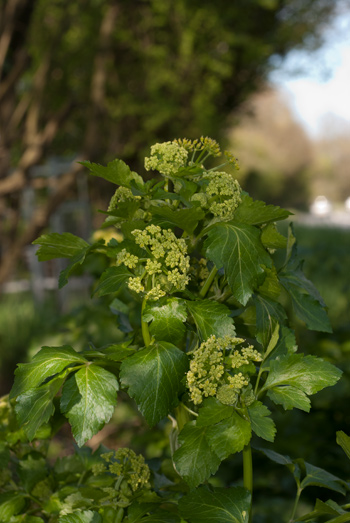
[270,8,350,139]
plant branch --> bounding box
[199,266,218,298]
[243,444,253,523]
[289,485,302,522]
[141,297,151,347]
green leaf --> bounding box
[140,510,181,522]
[81,159,143,188]
[59,511,102,523]
[257,267,283,301]
[18,454,48,492]
[247,401,276,442]
[15,377,64,440]
[301,462,347,495]
[179,486,251,523]
[263,353,342,397]
[143,298,187,343]
[0,442,10,468]
[94,266,133,297]
[150,205,205,234]
[267,385,311,412]
[260,223,287,249]
[261,326,297,370]
[61,365,119,446]
[196,398,234,427]
[255,447,293,466]
[11,346,87,398]
[234,193,292,225]
[186,299,236,340]
[204,222,272,305]
[120,342,188,426]
[0,492,26,521]
[33,232,90,261]
[280,271,332,333]
[173,424,220,488]
[100,343,136,362]
[337,431,350,461]
[253,295,286,349]
[59,250,90,288]
[206,411,251,460]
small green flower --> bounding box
[108,187,141,211]
[144,141,188,175]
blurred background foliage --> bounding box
[1,0,350,519]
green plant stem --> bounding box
[243,444,253,523]
[289,485,302,522]
[199,266,218,298]
[174,404,191,431]
[141,297,151,347]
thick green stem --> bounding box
[141,297,151,346]
[289,485,302,522]
[199,266,218,298]
[243,444,253,522]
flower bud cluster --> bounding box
[108,186,141,211]
[100,448,150,493]
[132,225,190,295]
[115,225,190,300]
[174,136,221,157]
[144,141,188,175]
[186,335,261,406]
[204,172,242,221]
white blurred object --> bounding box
[310,195,332,216]
[345,197,350,212]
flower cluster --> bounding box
[91,449,151,507]
[174,136,221,157]
[204,171,242,221]
[115,225,190,300]
[186,335,261,405]
[144,141,188,175]
[108,186,141,211]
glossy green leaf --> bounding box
[206,411,251,460]
[204,222,272,305]
[143,298,187,342]
[150,205,205,234]
[15,377,63,440]
[173,424,221,488]
[336,431,350,461]
[253,294,286,349]
[100,343,136,362]
[263,354,342,398]
[179,486,251,523]
[267,385,311,412]
[186,299,236,340]
[234,193,292,225]
[260,223,287,249]
[0,492,26,521]
[301,462,347,495]
[280,271,332,333]
[94,266,133,297]
[196,398,234,427]
[61,365,119,446]
[248,401,276,442]
[81,159,143,188]
[11,346,86,398]
[33,232,90,261]
[120,342,188,426]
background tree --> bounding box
[0,0,339,284]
